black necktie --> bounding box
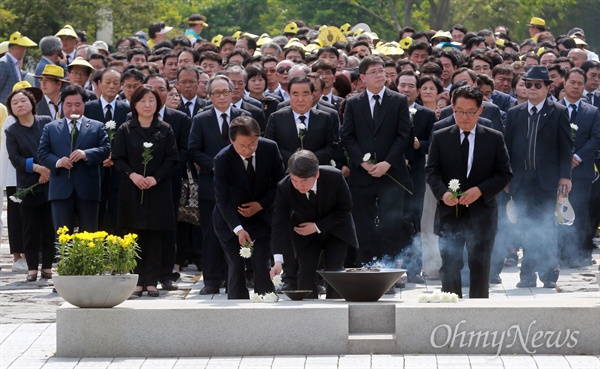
[461,131,470,174]
[322,95,328,102]
[299,115,306,128]
[308,190,317,208]
[66,55,71,65]
[221,113,229,142]
[587,92,593,105]
[570,104,577,123]
[246,157,255,184]
[530,106,537,116]
[51,102,60,119]
[70,120,79,149]
[105,104,113,122]
[185,101,192,117]
[373,95,381,122]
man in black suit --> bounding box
[84,67,130,234]
[582,60,600,108]
[559,68,600,267]
[426,85,512,298]
[223,65,266,133]
[439,68,504,131]
[213,116,285,299]
[504,66,572,289]
[270,150,358,299]
[35,65,66,119]
[175,66,205,118]
[188,75,252,294]
[341,56,413,267]
[397,70,437,283]
[265,76,337,166]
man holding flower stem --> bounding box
[426,85,512,298]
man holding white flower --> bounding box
[426,85,512,298]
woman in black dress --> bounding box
[111,85,179,297]
[5,90,54,282]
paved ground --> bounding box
[1,206,599,368]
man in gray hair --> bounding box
[34,36,63,87]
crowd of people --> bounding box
[0,14,598,299]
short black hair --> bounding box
[358,56,385,75]
[565,67,587,83]
[60,84,88,104]
[229,115,260,140]
[6,89,37,116]
[178,47,200,63]
[287,150,319,178]
[452,84,483,107]
[130,84,161,120]
[288,75,314,94]
[407,40,432,56]
[398,70,421,88]
[127,47,148,63]
[581,60,600,73]
[122,67,145,83]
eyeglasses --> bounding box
[117,46,129,51]
[167,93,180,99]
[233,141,259,150]
[276,67,291,74]
[210,90,232,97]
[454,110,479,118]
[364,69,386,76]
[265,68,277,74]
[525,81,544,90]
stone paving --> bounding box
[1,206,599,368]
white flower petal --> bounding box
[298,123,306,130]
[362,153,371,162]
[448,179,461,192]
[143,142,153,148]
[250,293,262,303]
[272,274,282,286]
[418,294,430,303]
[9,196,22,203]
[239,247,252,258]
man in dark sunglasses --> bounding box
[504,65,572,290]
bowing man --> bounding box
[213,116,285,299]
[426,85,512,298]
[270,150,358,299]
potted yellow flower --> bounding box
[52,226,140,308]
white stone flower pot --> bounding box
[53,274,138,308]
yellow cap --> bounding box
[211,34,223,47]
[8,32,37,47]
[527,17,546,27]
[400,37,413,50]
[283,22,298,35]
[68,57,95,72]
[55,25,77,38]
[232,31,242,40]
[12,81,43,102]
[431,30,452,40]
[35,64,68,81]
[340,23,352,34]
[256,33,272,47]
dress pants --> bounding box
[220,234,273,299]
[6,186,25,254]
[296,234,348,299]
[351,178,405,265]
[132,229,164,288]
[514,178,559,284]
[199,200,226,289]
[21,202,55,271]
[437,210,494,299]
[51,193,99,232]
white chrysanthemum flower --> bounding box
[330,160,336,167]
[239,247,252,258]
[9,196,22,203]
[272,274,282,286]
[418,293,430,303]
[448,179,461,192]
[262,292,279,303]
[409,107,417,116]
[250,293,262,303]
[298,123,306,130]
[430,291,442,303]
[450,293,459,303]
[69,114,81,120]
[441,292,452,303]
[570,123,579,131]
[105,120,116,130]
[362,153,371,162]
[143,142,153,148]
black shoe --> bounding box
[26,274,37,282]
[394,281,405,289]
[407,274,426,284]
[130,290,143,298]
[543,281,557,289]
[385,286,396,295]
[489,274,502,284]
[147,289,160,297]
[316,285,327,294]
[199,286,219,295]
[40,271,52,279]
[516,280,536,288]
[160,280,179,291]
[281,282,297,291]
[246,279,255,289]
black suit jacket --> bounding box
[213,138,285,240]
[432,115,493,138]
[36,98,62,119]
[504,100,572,193]
[561,100,600,180]
[410,104,437,168]
[271,166,359,255]
[491,90,517,113]
[341,88,412,190]
[188,107,252,201]
[177,98,205,118]
[440,101,504,132]
[84,99,130,126]
[265,107,337,166]
[584,90,600,109]
[426,124,512,236]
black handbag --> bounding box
[178,164,201,225]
